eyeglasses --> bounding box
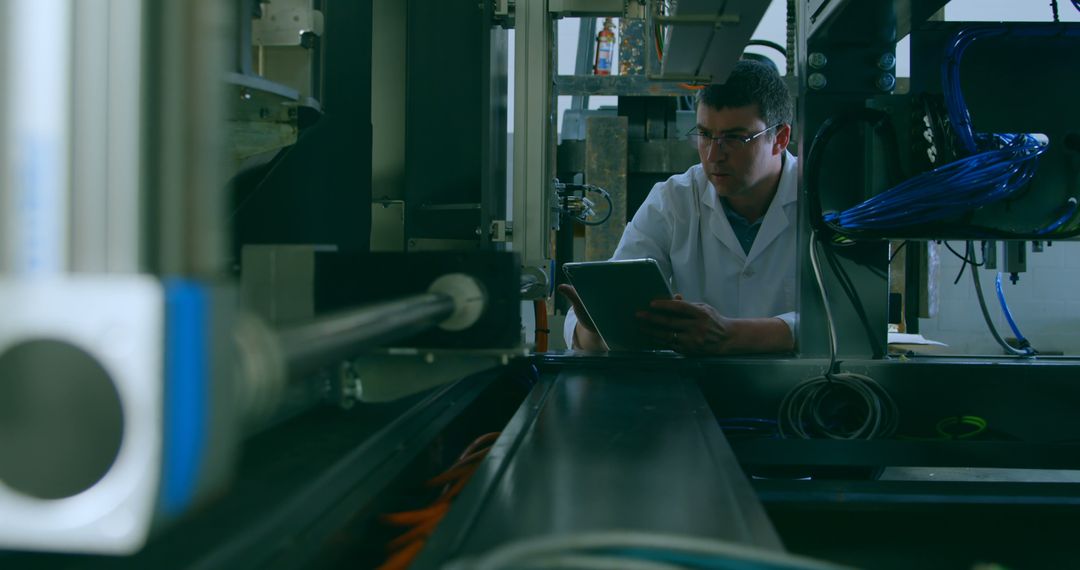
[687,123,781,150]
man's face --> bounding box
[694,103,788,199]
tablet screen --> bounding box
[563,258,674,351]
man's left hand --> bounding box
[636,298,739,355]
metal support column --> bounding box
[512,0,555,293]
[796,0,894,359]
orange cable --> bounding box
[386,516,442,552]
[380,502,449,526]
[533,299,549,352]
[425,440,495,491]
[436,470,475,503]
[375,539,426,570]
[427,455,485,488]
[376,432,501,567]
[457,432,500,460]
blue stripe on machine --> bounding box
[161,280,208,517]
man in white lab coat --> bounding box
[560,59,797,355]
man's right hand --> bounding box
[556,284,608,351]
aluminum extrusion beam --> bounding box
[511,0,555,275]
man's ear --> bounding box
[772,123,792,155]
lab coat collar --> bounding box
[700,150,798,264]
[747,151,798,264]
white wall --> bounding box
[919,242,1080,355]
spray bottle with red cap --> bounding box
[593,17,616,75]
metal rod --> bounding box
[1,0,73,276]
[277,292,456,379]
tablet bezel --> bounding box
[563,258,674,351]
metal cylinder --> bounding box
[0,0,73,276]
[277,292,455,386]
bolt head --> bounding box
[808,73,827,90]
[877,52,896,71]
[808,52,828,69]
[876,72,896,92]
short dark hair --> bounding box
[695,59,793,127]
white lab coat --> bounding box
[563,151,799,349]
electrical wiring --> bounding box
[556,182,614,226]
[995,272,1031,349]
[533,299,549,352]
[653,0,668,63]
[777,234,898,440]
[820,243,886,357]
[897,415,988,441]
[1037,197,1079,235]
[823,134,1047,231]
[745,38,787,58]
[942,240,982,285]
[816,25,1077,238]
[377,432,501,570]
[966,241,1034,357]
[653,22,664,62]
[804,107,894,234]
[936,415,988,439]
[810,234,838,374]
[941,26,1009,155]
[448,531,850,570]
[379,540,427,570]
[888,241,908,264]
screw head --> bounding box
[808,73,827,90]
[876,72,896,92]
[808,52,828,69]
[877,52,896,71]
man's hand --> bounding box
[636,298,793,355]
[556,284,608,351]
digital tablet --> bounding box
[563,258,674,351]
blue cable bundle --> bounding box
[822,25,1069,235]
[942,27,1007,155]
[823,133,1046,230]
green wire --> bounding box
[896,415,988,441]
[936,415,987,440]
